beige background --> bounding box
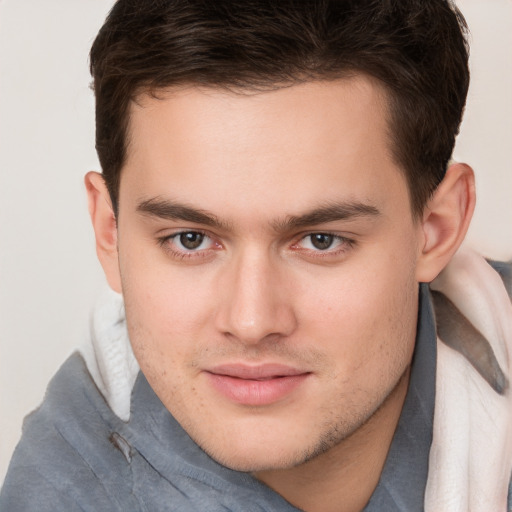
[1,0,511,484]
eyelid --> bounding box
[157,229,222,259]
[290,231,356,258]
[293,230,352,246]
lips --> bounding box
[204,363,311,406]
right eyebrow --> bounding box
[136,197,231,230]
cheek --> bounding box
[297,244,419,373]
[121,248,214,330]
[118,255,220,383]
[120,266,210,406]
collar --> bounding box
[363,283,437,511]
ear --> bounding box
[416,162,476,283]
[85,171,122,293]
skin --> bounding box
[86,77,475,512]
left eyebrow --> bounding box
[272,201,381,232]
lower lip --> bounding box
[205,372,310,406]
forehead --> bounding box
[127,77,390,156]
[121,77,410,222]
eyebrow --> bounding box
[137,197,380,232]
[137,198,231,230]
[272,201,381,231]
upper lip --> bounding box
[205,363,309,380]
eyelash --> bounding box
[157,230,218,261]
[156,231,356,261]
[293,232,355,258]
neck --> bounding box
[254,367,411,512]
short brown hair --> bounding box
[90,0,469,216]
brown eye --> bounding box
[179,232,205,250]
[309,234,334,250]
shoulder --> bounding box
[487,259,511,297]
[0,354,282,512]
[0,353,140,511]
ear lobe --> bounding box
[416,163,476,283]
[85,171,122,293]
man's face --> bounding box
[114,78,424,471]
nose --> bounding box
[215,249,297,345]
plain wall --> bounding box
[1,0,511,484]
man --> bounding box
[1,1,511,511]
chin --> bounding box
[188,417,351,474]
[204,445,304,473]
[185,424,309,472]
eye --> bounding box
[300,233,346,251]
[306,233,335,250]
[160,230,217,253]
[157,230,222,262]
[177,232,208,250]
